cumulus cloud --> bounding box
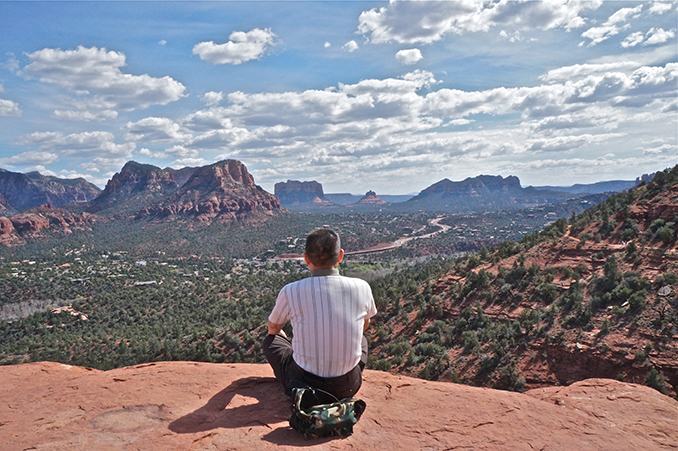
[645,27,675,45]
[158,60,676,191]
[17,130,135,159]
[343,40,359,52]
[622,27,676,48]
[649,1,674,15]
[358,0,602,44]
[0,98,21,117]
[21,46,186,117]
[0,151,58,168]
[123,117,192,143]
[622,31,646,48]
[201,91,223,106]
[581,4,643,46]
[395,48,423,65]
[324,42,331,48]
[193,28,276,65]
[159,40,167,46]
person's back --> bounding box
[263,229,377,399]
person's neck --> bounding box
[311,267,339,277]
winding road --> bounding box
[344,216,451,256]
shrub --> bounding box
[371,359,392,371]
[461,330,479,353]
[645,368,667,394]
[658,225,675,245]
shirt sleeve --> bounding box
[365,282,377,319]
[269,285,291,325]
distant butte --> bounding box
[358,190,387,205]
[1,361,676,450]
[274,180,333,207]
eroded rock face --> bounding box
[0,216,14,235]
[2,204,95,243]
[89,161,179,212]
[138,160,281,221]
[0,362,675,451]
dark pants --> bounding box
[262,333,368,400]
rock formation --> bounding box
[87,160,281,222]
[0,168,100,214]
[0,204,96,245]
[358,190,387,205]
[1,361,675,450]
[88,161,179,213]
[274,180,332,206]
[399,174,572,212]
[137,160,281,222]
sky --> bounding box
[0,1,676,195]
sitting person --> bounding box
[263,228,377,400]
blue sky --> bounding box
[0,1,676,194]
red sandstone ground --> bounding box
[1,361,676,450]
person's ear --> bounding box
[303,252,311,266]
[337,249,344,264]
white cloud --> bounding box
[123,117,192,143]
[645,27,675,45]
[358,0,602,45]
[3,53,19,73]
[540,62,641,82]
[622,31,645,48]
[0,151,58,167]
[649,1,674,15]
[79,157,128,174]
[622,27,676,48]
[165,145,199,159]
[343,40,359,52]
[17,130,135,159]
[395,48,423,65]
[192,28,276,65]
[0,98,21,117]
[21,46,186,115]
[201,91,223,106]
[52,109,118,121]
[499,30,523,42]
[160,60,676,191]
[581,4,643,46]
[159,40,167,46]
[528,133,623,152]
[169,157,207,168]
[324,42,331,48]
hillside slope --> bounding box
[368,165,678,396]
[1,361,675,451]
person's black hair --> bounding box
[305,229,341,267]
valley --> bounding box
[0,161,676,403]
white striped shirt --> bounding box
[269,268,377,378]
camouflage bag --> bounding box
[289,386,367,439]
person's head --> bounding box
[304,228,343,269]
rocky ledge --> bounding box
[1,361,676,450]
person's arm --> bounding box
[268,320,285,335]
[363,317,370,332]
